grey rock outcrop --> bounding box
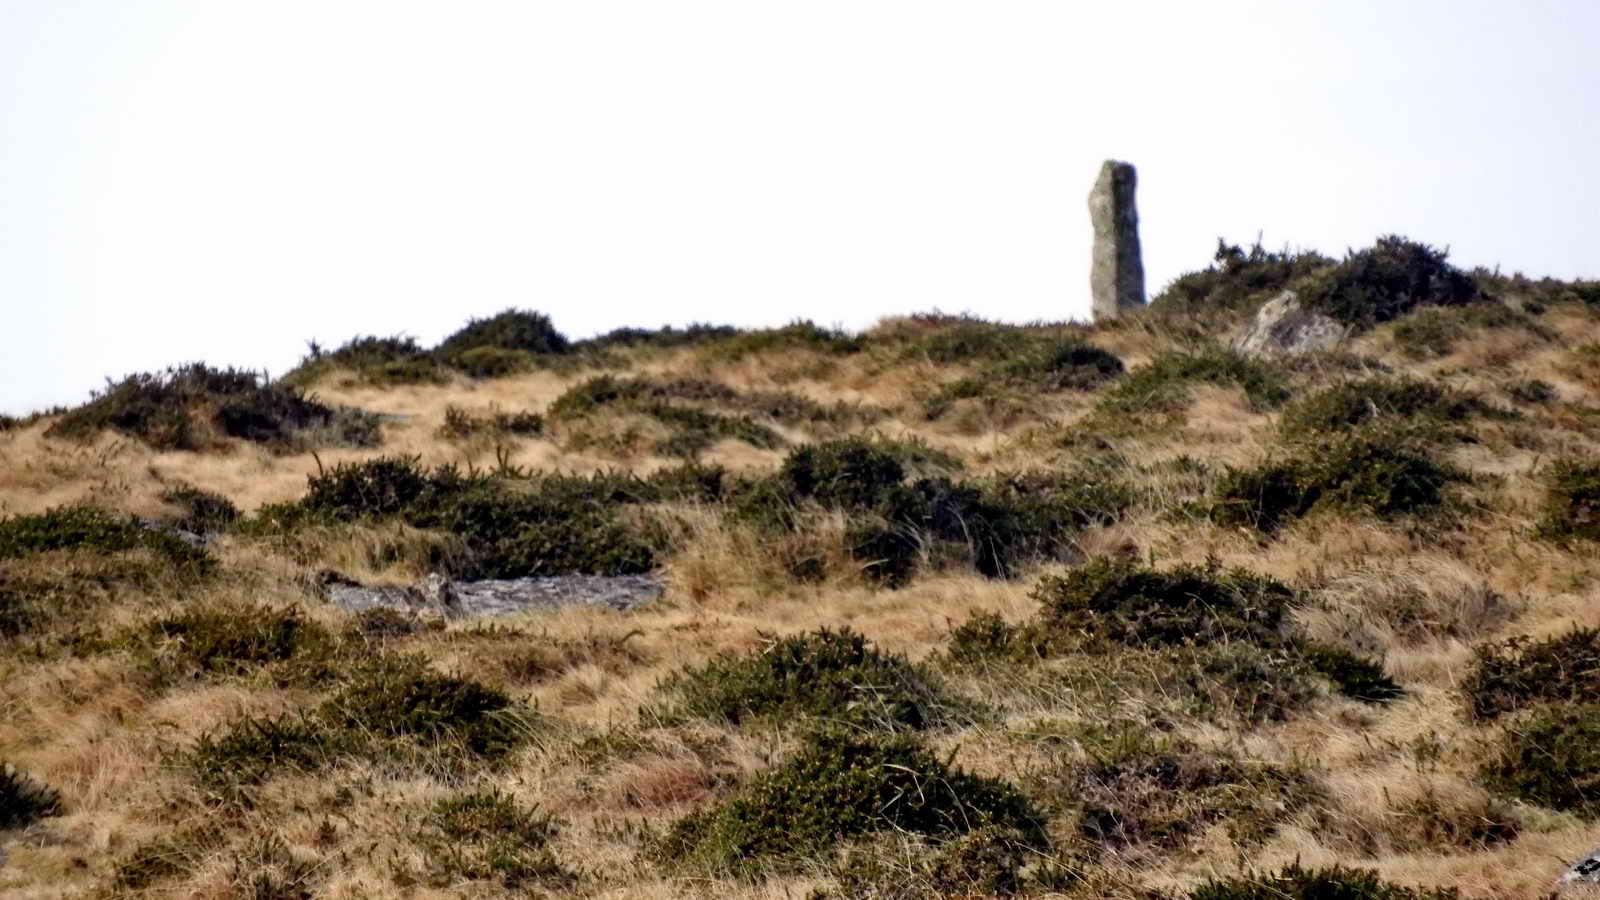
[1560,845,1600,887]
[1231,289,1349,357]
[1089,160,1145,321]
[325,572,663,620]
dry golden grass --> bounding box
[6,300,1600,898]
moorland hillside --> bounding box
[4,237,1600,898]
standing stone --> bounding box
[1088,160,1146,321]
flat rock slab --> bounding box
[327,573,663,620]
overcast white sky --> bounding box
[2,1,1596,414]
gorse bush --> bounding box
[45,363,381,451]
[653,728,1046,875]
[1150,237,1335,317]
[575,322,740,352]
[142,604,332,679]
[0,506,210,569]
[657,627,965,731]
[1278,377,1489,438]
[437,405,544,441]
[1,763,63,830]
[435,308,570,359]
[1189,863,1460,900]
[159,483,240,534]
[285,334,448,387]
[452,346,533,379]
[550,375,788,455]
[413,789,574,890]
[1461,628,1600,720]
[274,456,656,578]
[701,319,864,360]
[1212,430,1460,533]
[1538,459,1600,543]
[1390,302,1536,359]
[1301,235,1479,328]
[1479,701,1600,817]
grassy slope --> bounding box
[2,294,1600,898]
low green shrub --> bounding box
[437,405,545,440]
[435,308,570,359]
[142,604,334,679]
[1027,558,1294,651]
[45,363,380,451]
[318,653,525,758]
[0,506,210,569]
[413,789,575,890]
[1279,377,1488,437]
[997,339,1125,391]
[653,729,1046,875]
[1461,628,1600,720]
[700,320,864,361]
[112,823,228,892]
[783,439,907,509]
[823,826,1038,899]
[1212,430,1460,533]
[1299,642,1405,703]
[657,627,964,731]
[1,763,63,829]
[1538,458,1600,543]
[550,375,786,454]
[159,484,240,534]
[1189,862,1460,900]
[185,714,337,792]
[1098,348,1291,418]
[575,322,740,352]
[1300,235,1479,328]
[283,334,448,387]
[1150,238,1335,317]
[1479,701,1600,817]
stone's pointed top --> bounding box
[1089,160,1145,322]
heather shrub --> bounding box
[1278,377,1488,437]
[657,627,965,731]
[703,320,864,361]
[412,789,574,890]
[1300,235,1479,328]
[652,729,1046,875]
[1462,628,1600,720]
[0,506,210,570]
[1479,701,1600,817]
[141,604,334,680]
[435,308,570,359]
[159,483,240,534]
[45,363,380,451]
[1391,302,1534,359]
[284,334,447,387]
[1098,348,1291,417]
[1538,458,1600,542]
[1150,238,1334,317]
[452,346,533,378]
[575,322,740,351]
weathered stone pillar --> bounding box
[1088,160,1146,321]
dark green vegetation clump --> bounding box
[435,308,571,360]
[1150,238,1334,317]
[1479,701,1600,817]
[437,405,545,441]
[575,322,740,352]
[702,319,864,361]
[159,483,240,535]
[45,363,380,451]
[285,334,448,387]
[949,559,1401,711]
[657,627,964,731]
[0,506,210,569]
[1278,377,1490,438]
[653,728,1046,875]
[745,438,1129,583]
[1,763,63,830]
[260,455,655,578]
[1538,459,1600,543]
[141,604,333,682]
[1189,863,1459,900]
[1212,430,1461,533]
[411,789,575,890]
[1098,348,1291,419]
[1461,628,1600,720]
[1300,235,1479,328]
[186,653,532,793]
